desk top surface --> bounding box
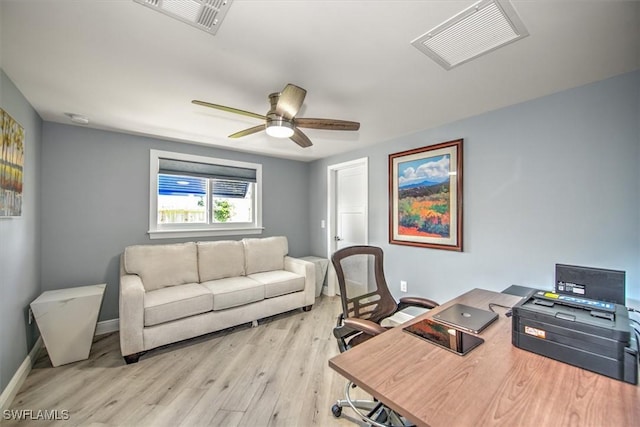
[329,288,640,427]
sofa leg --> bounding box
[251,320,259,328]
[123,352,146,364]
[302,305,313,312]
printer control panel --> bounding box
[533,291,616,313]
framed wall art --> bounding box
[389,139,463,251]
[1,108,25,217]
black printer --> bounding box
[512,290,638,384]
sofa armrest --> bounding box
[119,267,145,357]
[284,256,316,306]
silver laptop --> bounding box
[432,304,498,334]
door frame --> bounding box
[326,157,369,296]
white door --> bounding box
[327,158,368,295]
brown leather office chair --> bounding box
[330,245,439,426]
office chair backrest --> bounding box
[331,245,398,324]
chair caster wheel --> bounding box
[331,404,342,418]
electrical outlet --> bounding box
[400,280,408,292]
[28,308,33,324]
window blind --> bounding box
[158,158,257,182]
[158,175,206,196]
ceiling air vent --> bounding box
[411,0,529,70]
[133,0,234,35]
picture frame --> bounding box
[389,139,463,251]
[1,108,25,217]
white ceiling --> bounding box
[1,0,638,162]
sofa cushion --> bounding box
[248,270,305,298]
[144,283,213,327]
[202,277,265,311]
[124,242,199,292]
[243,236,288,275]
[197,240,245,282]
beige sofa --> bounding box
[119,236,315,363]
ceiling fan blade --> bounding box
[295,118,360,131]
[229,124,265,138]
[275,84,307,120]
[192,100,266,121]
[290,128,313,148]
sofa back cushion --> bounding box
[243,236,288,275]
[197,240,245,281]
[124,242,199,292]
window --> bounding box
[149,150,263,239]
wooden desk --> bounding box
[329,288,640,426]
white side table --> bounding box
[30,284,106,367]
[300,256,329,297]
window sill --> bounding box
[148,227,264,240]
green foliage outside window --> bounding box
[213,200,233,222]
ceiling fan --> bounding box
[192,84,360,148]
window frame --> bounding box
[148,149,263,239]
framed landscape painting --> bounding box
[389,139,463,251]
[1,109,25,217]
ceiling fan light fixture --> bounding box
[265,119,294,138]
[193,83,360,148]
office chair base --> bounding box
[332,381,415,427]
[332,399,379,418]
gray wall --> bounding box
[40,123,311,321]
[0,70,42,393]
[309,71,640,305]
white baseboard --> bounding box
[95,318,119,335]
[0,318,120,411]
[0,337,43,413]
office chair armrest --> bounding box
[398,296,440,311]
[343,318,387,337]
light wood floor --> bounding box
[7,296,370,427]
